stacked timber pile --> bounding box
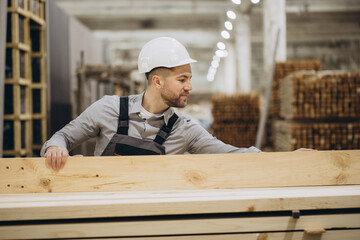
[274,70,360,151]
[274,121,360,151]
[211,93,260,147]
[272,60,322,117]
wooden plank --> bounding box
[0,186,359,221]
[0,214,359,239]
[78,229,360,240]
[0,150,359,193]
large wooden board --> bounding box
[3,231,359,240]
[1,186,359,221]
[0,150,359,193]
[76,230,360,240]
[0,214,359,239]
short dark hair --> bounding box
[145,67,172,81]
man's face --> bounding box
[161,64,192,108]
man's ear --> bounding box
[152,75,163,89]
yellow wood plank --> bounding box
[0,150,359,193]
[0,186,359,221]
[5,43,31,51]
[0,214,359,239]
[3,114,32,120]
[29,13,45,26]
[78,229,360,240]
[31,52,45,58]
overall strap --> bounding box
[154,113,179,145]
[117,97,129,135]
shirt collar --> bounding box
[129,92,175,125]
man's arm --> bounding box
[186,120,261,154]
[41,97,106,170]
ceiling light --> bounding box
[251,0,260,4]
[226,10,236,20]
[211,60,219,68]
[208,67,217,75]
[232,0,241,5]
[221,30,230,39]
[217,42,226,50]
[224,21,233,31]
[222,50,229,58]
[207,73,215,82]
[216,50,225,58]
[213,55,221,62]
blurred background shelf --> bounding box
[3,0,47,157]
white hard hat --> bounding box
[138,37,197,74]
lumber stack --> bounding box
[272,60,322,117]
[0,151,359,239]
[211,93,260,147]
[279,71,360,119]
[274,70,360,151]
[273,121,360,151]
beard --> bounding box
[161,87,189,108]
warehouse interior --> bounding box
[1,0,360,156]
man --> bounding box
[42,37,261,170]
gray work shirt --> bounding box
[40,93,261,156]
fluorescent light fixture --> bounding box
[232,0,241,5]
[222,50,229,58]
[224,21,233,31]
[251,0,260,4]
[207,74,215,82]
[211,60,219,68]
[208,67,217,75]
[221,30,230,39]
[217,42,226,50]
[213,55,221,62]
[215,50,223,58]
[216,50,226,58]
[226,10,236,20]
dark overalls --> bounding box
[101,97,178,156]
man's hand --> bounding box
[44,146,69,171]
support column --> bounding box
[235,13,251,93]
[263,0,286,75]
[256,0,286,148]
[223,40,236,94]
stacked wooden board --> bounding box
[211,93,260,147]
[0,151,359,239]
[274,70,360,151]
[273,121,360,151]
[271,60,322,117]
[279,71,360,120]
[4,0,47,157]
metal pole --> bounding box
[0,1,8,157]
[255,27,280,149]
